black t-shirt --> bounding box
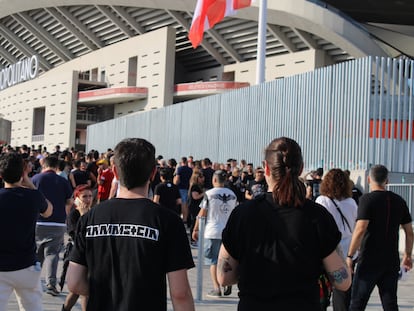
[72,169,90,188]
[66,208,81,240]
[226,176,245,203]
[86,161,98,178]
[70,198,194,311]
[188,184,203,211]
[202,167,215,190]
[154,182,181,215]
[175,165,193,190]
[246,179,268,198]
[222,193,340,311]
[357,190,412,269]
[0,187,48,271]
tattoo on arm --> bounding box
[327,267,349,285]
[218,256,233,275]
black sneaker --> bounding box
[223,285,232,296]
[46,285,60,296]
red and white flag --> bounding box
[189,0,252,49]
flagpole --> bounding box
[255,0,267,85]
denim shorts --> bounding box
[179,188,189,204]
[203,238,221,265]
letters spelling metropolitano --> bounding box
[0,55,39,91]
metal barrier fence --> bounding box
[386,184,414,216]
[87,56,414,174]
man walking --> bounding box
[153,168,182,216]
[347,164,413,311]
[174,157,193,224]
[192,170,237,298]
[67,138,195,311]
[0,152,52,310]
[32,156,73,296]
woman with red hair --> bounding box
[62,184,93,311]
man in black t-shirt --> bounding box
[68,138,195,311]
[201,158,215,190]
[245,167,268,200]
[347,165,413,311]
[154,168,182,215]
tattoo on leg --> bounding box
[327,267,349,284]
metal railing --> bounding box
[32,134,44,142]
[77,113,98,122]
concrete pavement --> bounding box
[7,247,414,310]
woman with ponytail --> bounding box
[217,137,351,310]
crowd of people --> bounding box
[0,137,412,311]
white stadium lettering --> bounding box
[0,55,39,91]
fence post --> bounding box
[196,216,206,301]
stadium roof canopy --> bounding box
[0,0,413,75]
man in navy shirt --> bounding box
[0,152,52,310]
[174,157,193,225]
[32,156,73,296]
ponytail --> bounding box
[265,137,306,207]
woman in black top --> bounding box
[187,170,205,245]
[217,137,351,311]
[63,185,93,311]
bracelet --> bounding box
[347,255,354,259]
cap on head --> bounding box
[96,159,109,166]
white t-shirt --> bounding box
[316,195,358,257]
[201,187,237,239]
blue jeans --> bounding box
[35,225,66,287]
[349,263,399,311]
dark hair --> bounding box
[168,158,177,168]
[43,156,59,169]
[74,159,83,168]
[0,152,23,183]
[369,164,388,185]
[265,137,305,207]
[58,159,68,172]
[214,170,228,184]
[93,150,99,160]
[159,167,173,181]
[114,138,156,189]
[315,167,323,177]
[320,169,352,199]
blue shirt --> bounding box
[32,170,73,224]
